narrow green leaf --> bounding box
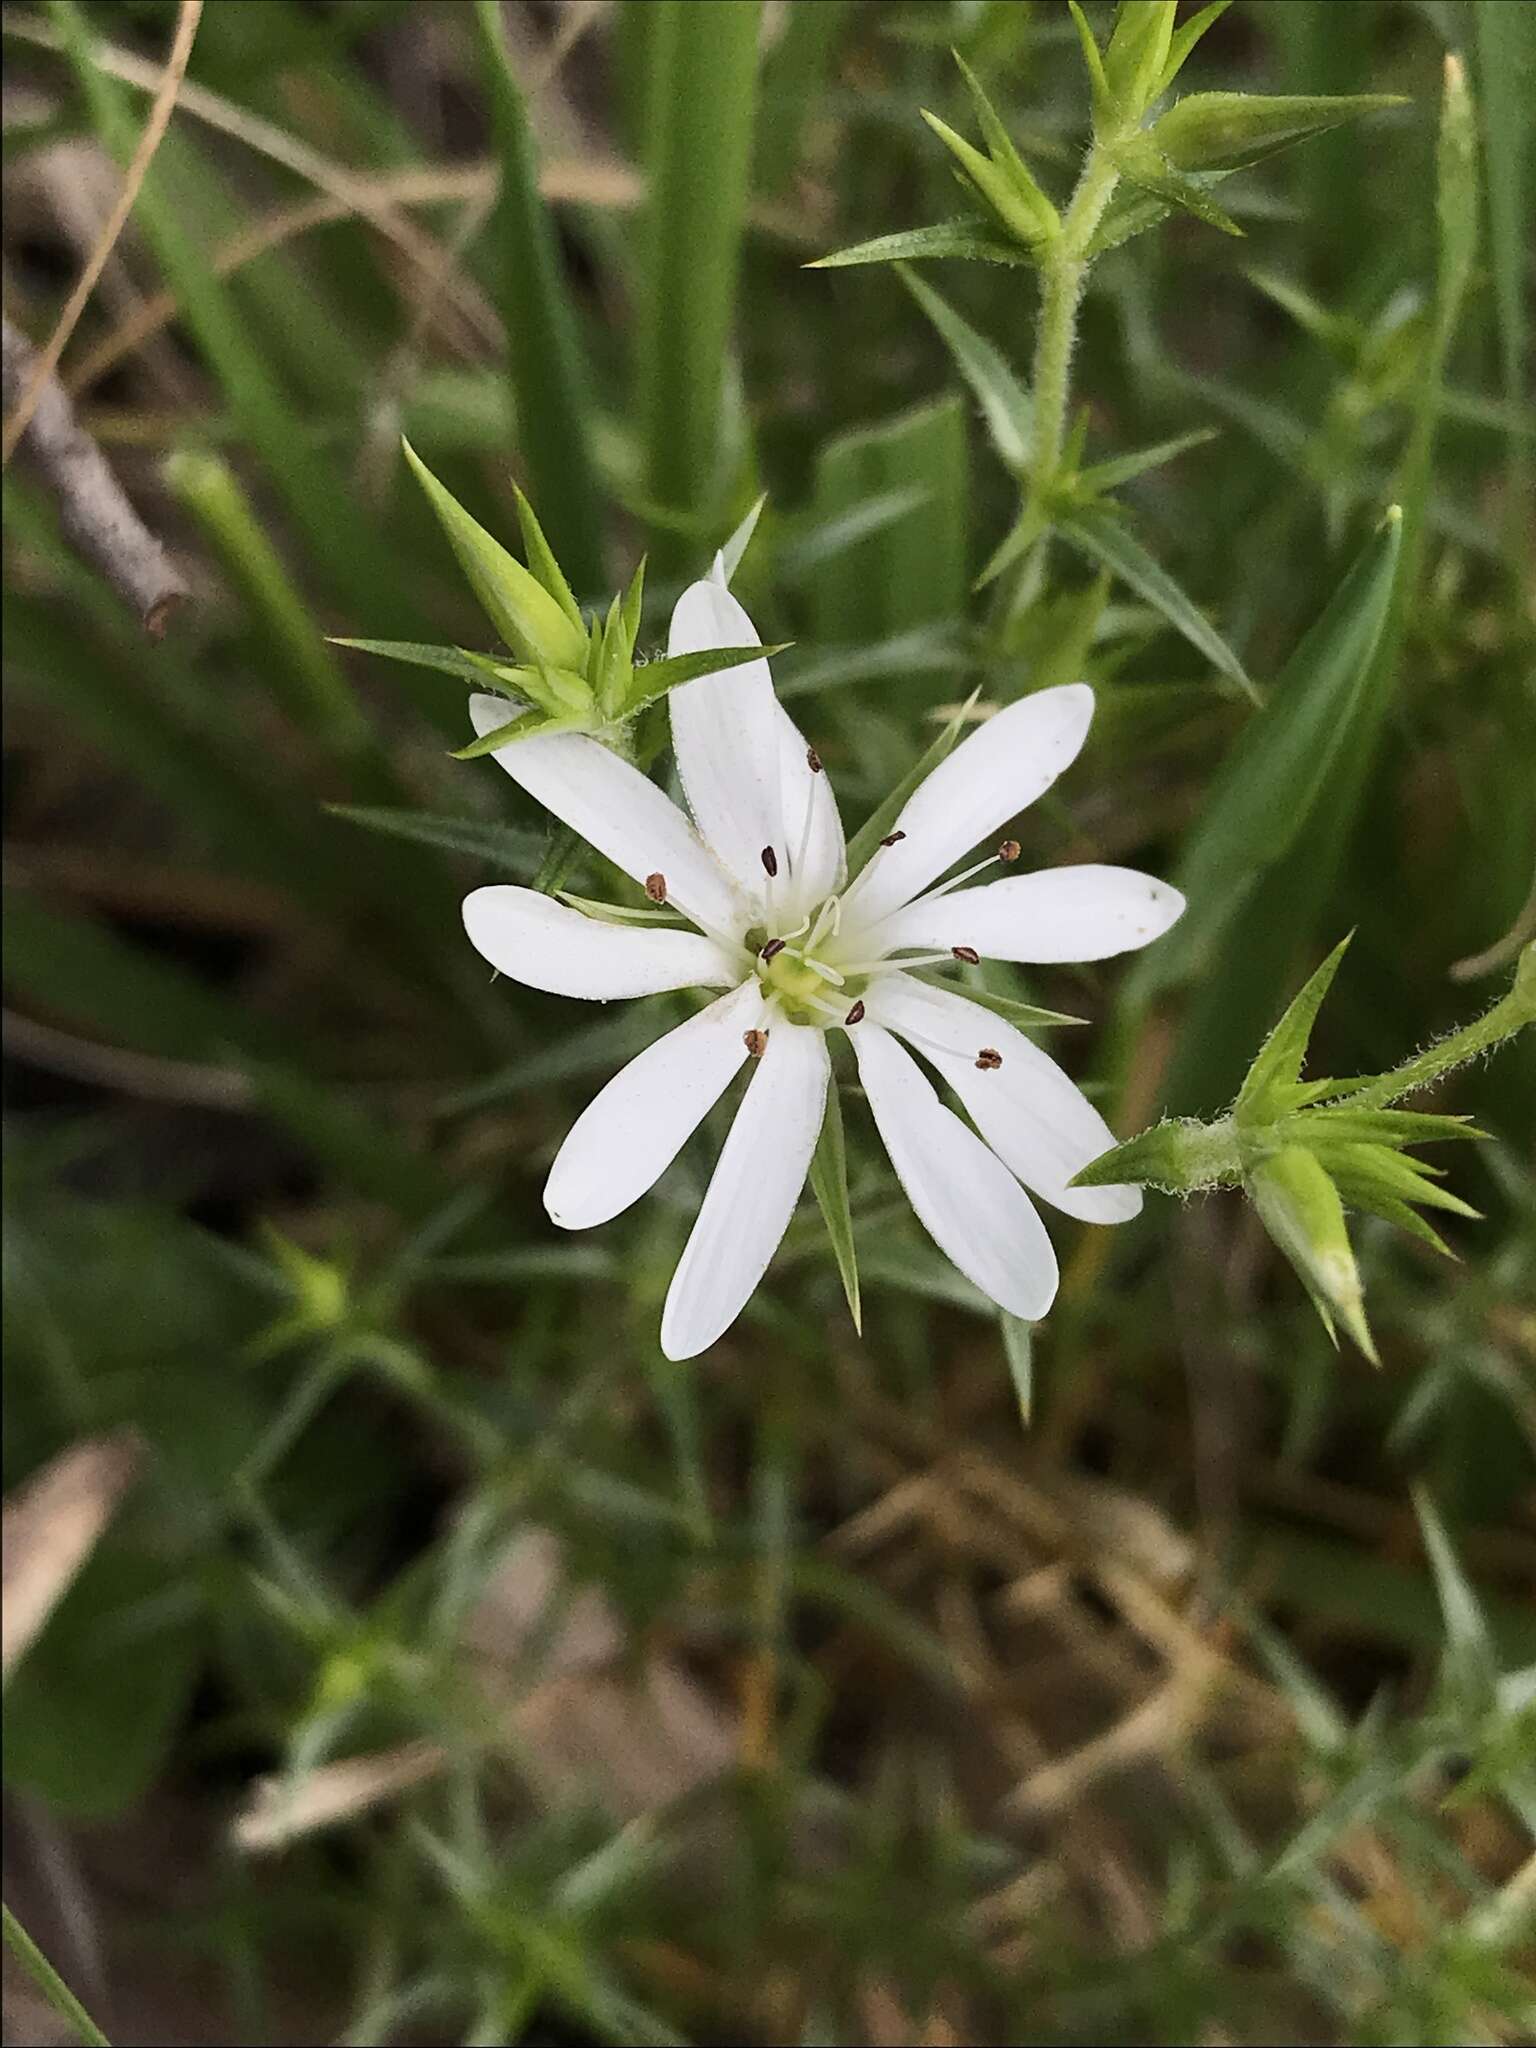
[1150,91,1406,173]
[898,265,1033,471]
[1103,1,1176,123]
[326,806,544,875]
[1059,507,1255,699]
[1066,0,1116,131]
[1000,1312,1034,1424]
[778,489,931,582]
[809,221,1033,270]
[844,691,978,878]
[809,1086,861,1333]
[1414,1488,1500,1712]
[329,639,525,693]
[1075,428,1219,495]
[474,0,605,595]
[1140,509,1401,1000]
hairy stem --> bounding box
[1029,144,1121,488]
[1348,944,1534,1110]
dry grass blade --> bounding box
[1,0,203,466]
[232,1741,447,1854]
[61,159,642,395]
[1,1431,144,1683]
[1,316,189,632]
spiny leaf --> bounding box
[329,639,525,693]
[625,643,793,715]
[1075,428,1219,495]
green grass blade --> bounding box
[2,1905,112,2047]
[635,0,763,567]
[473,0,606,596]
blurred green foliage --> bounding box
[3,3,1533,2043]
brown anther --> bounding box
[760,845,779,877]
[952,945,980,964]
[744,1028,769,1058]
[644,871,667,903]
[806,746,823,774]
[975,1047,1003,1071]
[844,1000,866,1026]
[879,830,907,848]
[998,839,1021,863]
[760,937,786,961]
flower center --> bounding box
[749,894,864,1026]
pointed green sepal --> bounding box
[1112,137,1245,234]
[719,495,768,585]
[1066,0,1118,133]
[920,109,1056,253]
[512,484,584,631]
[403,440,588,671]
[1103,2,1177,125]
[951,51,1060,242]
[620,554,647,651]
[809,1084,861,1333]
[1235,935,1353,1121]
[1070,1116,1242,1193]
[1154,2,1234,100]
[1149,92,1406,174]
[1250,1146,1376,1362]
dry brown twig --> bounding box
[2,314,190,633]
[1,0,203,465]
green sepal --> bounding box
[512,483,584,631]
[844,690,979,878]
[1327,1143,1481,1221]
[1148,91,1406,174]
[1070,1115,1242,1193]
[403,440,588,671]
[809,1084,861,1334]
[909,970,1084,1030]
[1112,137,1245,235]
[1250,1145,1376,1362]
[595,591,631,716]
[625,643,794,717]
[620,554,647,651]
[1299,1106,1484,1148]
[1234,935,1353,1120]
[951,52,1060,242]
[921,110,1056,253]
[450,707,584,759]
[719,494,768,585]
[809,220,1035,271]
[1066,0,1117,134]
[1154,2,1234,100]
[976,495,1052,589]
[1103,1,1177,125]
[554,892,688,929]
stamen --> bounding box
[760,937,787,961]
[844,1000,866,1026]
[801,955,845,986]
[644,872,667,903]
[760,846,779,878]
[975,1047,1003,1071]
[838,949,957,977]
[880,830,906,848]
[952,945,980,965]
[744,1028,769,1057]
[806,746,823,774]
[803,992,849,1024]
[998,839,1020,862]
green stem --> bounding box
[1,1904,111,2048]
[1029,144,1121,489]
[1348,945,1534,1110]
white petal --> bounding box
[877,865,1186,962]
[863,974,1141,1223]
[774,703,845,919]
[463,887,735,999]
[469,696,746,940]
[666,579,784,902]
[841,684,1095,928]
[545,981,766,1228]
[853,1023,1058,1318]
[660,1021,828,1361]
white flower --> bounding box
[461,557,1184,1360]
